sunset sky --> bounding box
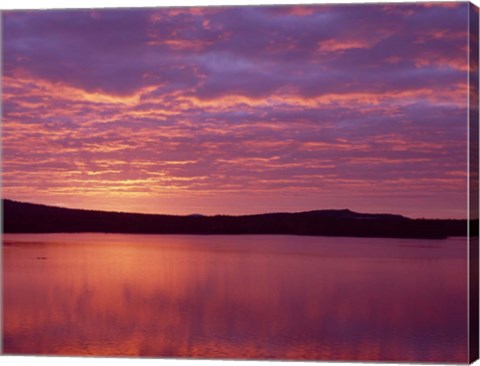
[1,2,473,218]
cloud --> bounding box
[1,3,470,218]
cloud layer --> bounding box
[2,3,471,218]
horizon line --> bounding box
[1,198,469,221]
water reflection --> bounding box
[3,234,468,362]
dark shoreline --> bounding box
[2,199,475,240]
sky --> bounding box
[1,2,473,218]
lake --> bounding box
[2,233,468,362]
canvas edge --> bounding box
[468,1,480,364]
[0,9,4,357]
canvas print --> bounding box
[1,1,479,363]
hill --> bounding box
[2,199,474,239]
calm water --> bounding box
[2,234,468,362]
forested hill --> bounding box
[2,199,473,239]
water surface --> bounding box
[3,234,468,362]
